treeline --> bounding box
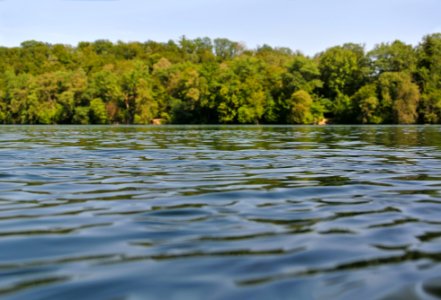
[0,34,440,124]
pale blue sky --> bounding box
[0,0,440,55]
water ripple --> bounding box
[1,125,441,299]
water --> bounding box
[1,125,441,300]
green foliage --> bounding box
[73,106,90,124]
[0,35,440,124]
[378,72,420,124]
[284,55,322,94]
[332,93,355,123]
[417,34,441,91]
[89,98,108,124]
[352,84,382,124]
[419,90,441,123]
[318,44,368,99]
[214,38,243,60]
[369,40,417,74]
[288,90,315,124]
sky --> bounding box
[0,0,440,55]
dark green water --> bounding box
[1,125,441,300]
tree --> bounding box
[214,38,244,60]
[0,35,439,125]
[288,90,314,124]
[416,34,441,123]
[88,67,122,123]
[419,90,441,123]
[215,56,269,124]
[318,44,368,99]
[378,72,420,124]
[17,41,51,74]
[89,98,108,124]
[73,106,90,124]
[352,84,382,124]
[369,40,417,74]
[417,33,441,92]
[4,72,39,124]
[284,55,323,94]
[318,44,369,122]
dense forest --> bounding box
[0,34,441,124]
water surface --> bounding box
[1,125,441,299]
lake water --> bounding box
[1,125,441,299]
